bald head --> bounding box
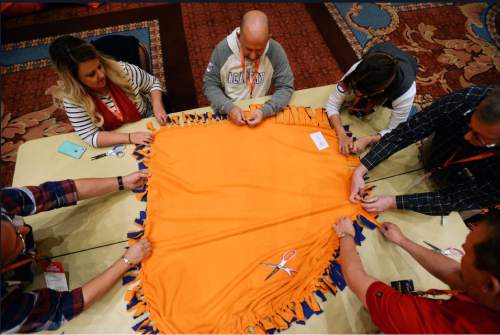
[241,10,269,38]
[239,10,270,61]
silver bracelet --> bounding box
[337,231,355,239]
[122,256,133,266]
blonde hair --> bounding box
[48,36,141,127]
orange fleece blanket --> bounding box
[125,105,377,333]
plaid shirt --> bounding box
[361,86,499,216]
[1,180,84,333]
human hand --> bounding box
[123,239,152,266]
[332,216,356,239]
[338,133,353,156]
[351,136,372,154]
[350,164,368,202]
[130,131,153,145]
[246,109,264,127]
[228,106,246,126]
[153,106,167,126]
[361,195,396,213]
[379,222,407,246]
[122,169,149,190]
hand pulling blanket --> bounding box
[125,105,378,333]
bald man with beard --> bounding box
[203,10,294,127]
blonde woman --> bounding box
[49,35,167,147]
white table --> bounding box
[14,85,468,333]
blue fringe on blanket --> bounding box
[124,140,379,334]
[353,221,366,245]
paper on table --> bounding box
[310,131,329,151]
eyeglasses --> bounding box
[468,129,498,148]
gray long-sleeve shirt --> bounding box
[203,28,294,117]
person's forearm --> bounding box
[82,258,130,310]
[203,67,234,114]
[74,176,121,200]
[261,84,293,117]
[369,134,381,144]
[329,114,346,138]
[354,162,369,176]
[361,105,438,169]
[95,131,130,147]
[340,236,365,274]
[204,84,233,114]
[396,180,500,216]
[151,90,164,109]
[339,236,378,306]
[398,237,463,289]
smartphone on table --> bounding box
[58,141,86,159]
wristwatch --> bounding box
[117,176,125,191]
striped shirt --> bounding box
[63,62,163,147]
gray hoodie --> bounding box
[203,28,294,117]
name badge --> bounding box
[42,261,69,291]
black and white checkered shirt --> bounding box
[361,86,499,216]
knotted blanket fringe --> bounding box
[123,106,378,334]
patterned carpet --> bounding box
[6,3,496,188]
[181,2,343,107]
[309,2,500,108]
[1,4,195,187]
[2,19,166,183]
[1,3,343,187]
[2,3,160,29]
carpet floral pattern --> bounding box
[1,3,343,187]
[325,2,500,108]
[181,2,343,107]
[1,20,164,187]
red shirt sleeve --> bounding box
[366,281,437,333]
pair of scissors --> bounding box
[360,184,376,199]
[260,249,297,281]
[90,144,126,160]
[424,241,464,257]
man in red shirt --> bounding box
[333,209,500,333]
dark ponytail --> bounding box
[344,52,399,104]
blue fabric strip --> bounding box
[315,290,327,302]
[329,261,347,290]
[353,221,366,245]
[359,214,377,229]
